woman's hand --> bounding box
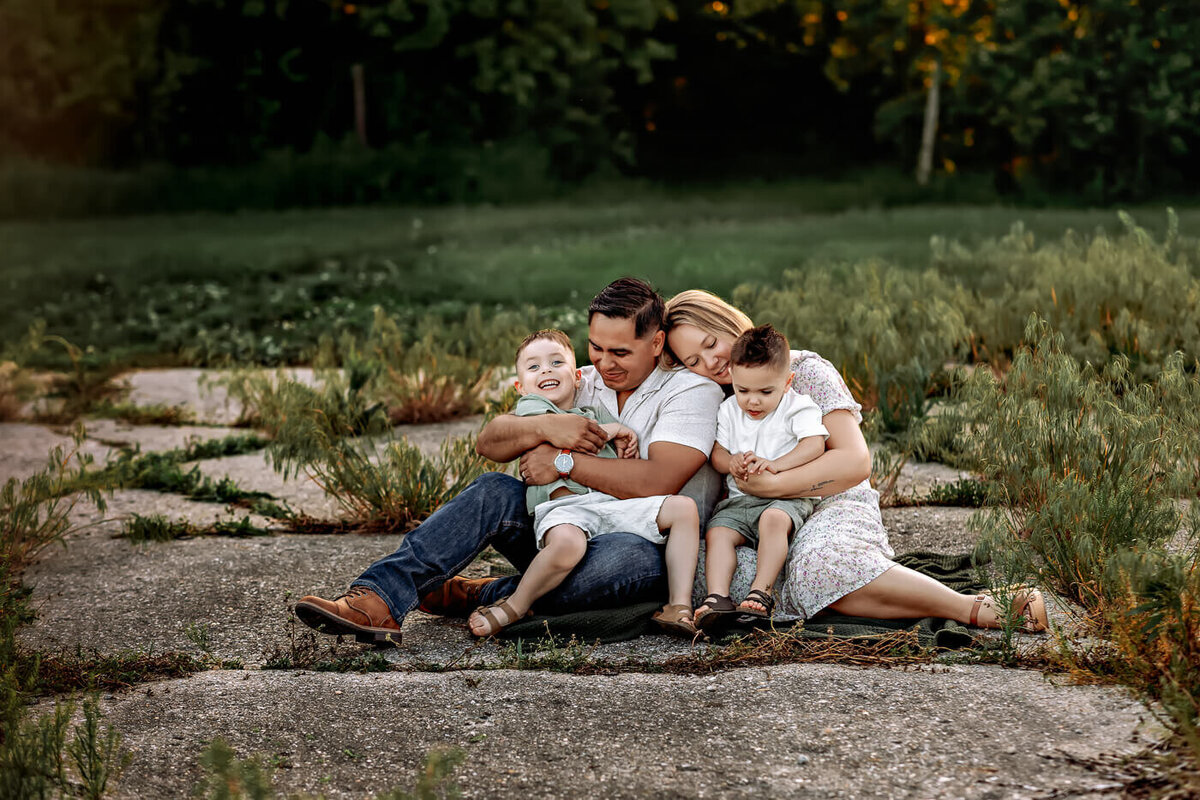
[735,469,782,496]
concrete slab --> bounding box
[0,421,111,484]
[91,665,1154,799]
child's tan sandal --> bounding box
[470,597,527,638]
[652,604,698,638]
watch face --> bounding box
[554,452,573,474]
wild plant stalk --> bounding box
[2,426,107,571]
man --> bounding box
[295,278,724,645]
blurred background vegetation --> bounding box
[2,0,1199,217]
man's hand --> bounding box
[543,415,608,455]
[519,443,562,486]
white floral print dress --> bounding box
[692,350,895,618]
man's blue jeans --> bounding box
[352,472,667,625]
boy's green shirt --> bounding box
[513,393,619,513]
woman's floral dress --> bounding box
[692,350,895,618]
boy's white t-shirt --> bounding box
[716,390,829,497]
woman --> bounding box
[662,289,1048,631]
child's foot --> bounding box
[694,593,738,630]
[652,604,698,638]
[737,588,775,619]
[467,597,528,637]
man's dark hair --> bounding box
[730,324,790,371]
[588,277,665,339]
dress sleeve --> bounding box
[787,394,829,440]
[790,350,863,423]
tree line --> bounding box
[2,0,1198,200]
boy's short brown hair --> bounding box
[730,324,789,372]
[514,329,575,368]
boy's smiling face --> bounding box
[514,336,580,410]
[730,362,794,419]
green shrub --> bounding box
[734,262,971,432]
[935,211,1200,373]
[298,434,497,533]
[954,318,1200,608]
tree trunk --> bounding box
[916,59,940,186]
[352,63,368,147]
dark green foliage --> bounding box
[923,478,989,508]
[71,434,271,508]
[121,513,270,544]
[945,0,1200,199]
[90,400,194,426]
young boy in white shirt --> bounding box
[695,324,828,630]
[467,329,702,639]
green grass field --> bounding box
[1,191,1195,367]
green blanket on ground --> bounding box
[499,551,987,649]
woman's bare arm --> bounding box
[735,410,870,498]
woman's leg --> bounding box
[656,496,700,610]
[827,563,1018,626]
[468,524,587,636]
[743,508,793,612]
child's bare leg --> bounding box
[656,496,700,609]
[743,508,793,612]
[467,524,587,636]
[697,525,745,615]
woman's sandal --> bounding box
[652,604,698,638]
[969,588,1049,633]
[468,597,529,638]
[694,593,740,631]
[736,588,775,621]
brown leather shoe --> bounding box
[417,576,498,618]
[294,586,402,646]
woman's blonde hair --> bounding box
[660,289,755,369]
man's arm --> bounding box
[735,411,870,498]
[476,413,608,462]
[520,440,707,499]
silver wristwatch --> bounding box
[554,449,574,478]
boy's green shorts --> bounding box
[706,494,814,546]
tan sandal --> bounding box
[469,597,528,637]
[652,604,698,638]
[969,588,1049,633]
